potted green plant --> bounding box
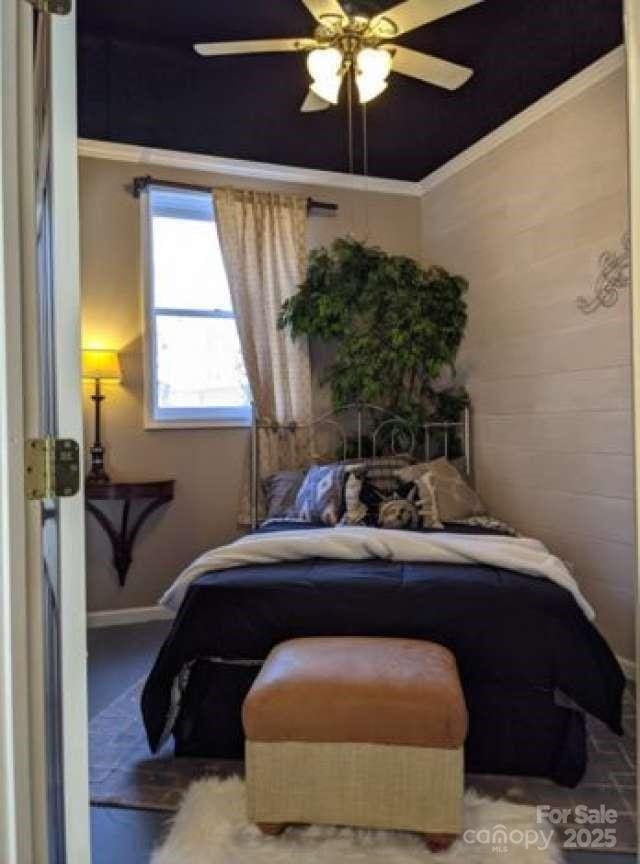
[278,237,469,455]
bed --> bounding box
[141,405,625,787]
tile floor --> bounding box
[88,621,636,863]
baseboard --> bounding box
[617,655,636,682]
[87,605,175,628]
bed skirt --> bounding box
[170,658,587,787]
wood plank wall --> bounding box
[420,69,633,660]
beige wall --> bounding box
[420,69,633,659]
[82,69,634,660]
[80,156,421,612]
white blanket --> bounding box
[160,526,594,620]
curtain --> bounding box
[213,188,312,522]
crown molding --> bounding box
[418,45,625,195]
[77,138,420,197]
[78,46,625,200]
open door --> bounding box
[0,2,89,862]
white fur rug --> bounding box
[151,777,562,864]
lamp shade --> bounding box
[356,74,388,104]
[357,47,392,81]
[307,46,342,81]
[356,47,391,104]
[310,75,343,104]
[82,349,121,382]
[307,47,343,104]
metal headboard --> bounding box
[250,402,471,530]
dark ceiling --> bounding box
[77,0,623,182]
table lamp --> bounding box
[82,349,121,482]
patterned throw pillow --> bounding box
[397,457,485,523]
[262,470,306,520]
[350,475,429,529]
[289,464,346,525]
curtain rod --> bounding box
[129,175,338,215]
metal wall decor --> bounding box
[577,231,630,314]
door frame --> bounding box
[0,1,34,861]
[0,2,90,862]
[49,5,91,859]
[624,0,640,813]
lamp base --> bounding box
[87,444,110,484]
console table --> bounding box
[85,479,175,586]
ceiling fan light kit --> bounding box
[307,44,391,105]
[194,0,482,113]
[307,46,344,103]
[356,46,392,104]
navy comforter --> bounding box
[141,522,625,786]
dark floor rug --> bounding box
[89,679,636,853]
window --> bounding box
[144,186,250,426]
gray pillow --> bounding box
[262,470,305,519]
[288,464,346,526]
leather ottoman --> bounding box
[242,637,467,851]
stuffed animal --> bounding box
[340,469,368,525]
[414,471,444,529]
[378,494,420,529]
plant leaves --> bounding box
[278,237,469,428]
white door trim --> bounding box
[0,5,90,862]
[50,8,91,861]
[623,0,640,805]
[0,1,35,861]
[20,6,50,862]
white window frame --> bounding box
[141,183,251,429]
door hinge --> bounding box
[23,0,71,14]
[25,437,80,500]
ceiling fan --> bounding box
[194,0,483,113]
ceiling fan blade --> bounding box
[389,45,473,90]
[372,0,483,37]
[298,0,347,24]
[300,89,332,112]
[194,38,317,57]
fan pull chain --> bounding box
[347,68,354,174]
[362,101,368,176]
[362,100,370,241]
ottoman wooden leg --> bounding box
[257,822,286,836]
[423,833,456,852]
